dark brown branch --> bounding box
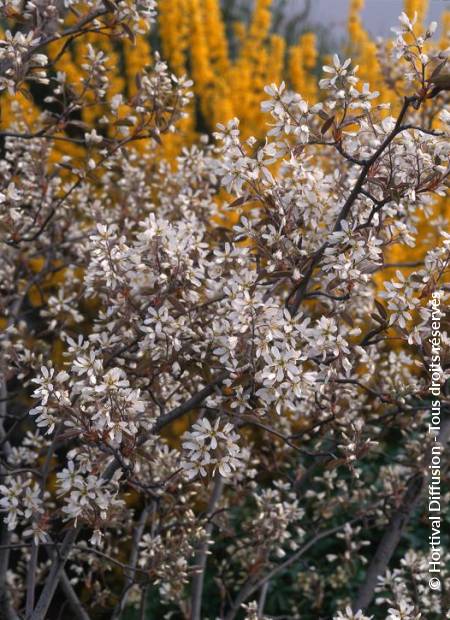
[353,415,450,613]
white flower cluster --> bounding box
[261,82,310,140]
[181,418,243,479]
[243,601,270,620]
[375,549,449,619]
[0,30,48,94]
[0,479,45,538]
[28,337,148,448]
[138,508,207,602]
[116,0,158,30]
[252,483,305,558]
[334,608,373,620]
[57,460,124,528]
[29,365,70,435]
[0,1,158,95]
[225,481,305,580]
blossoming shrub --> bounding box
[0,3,449,620]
